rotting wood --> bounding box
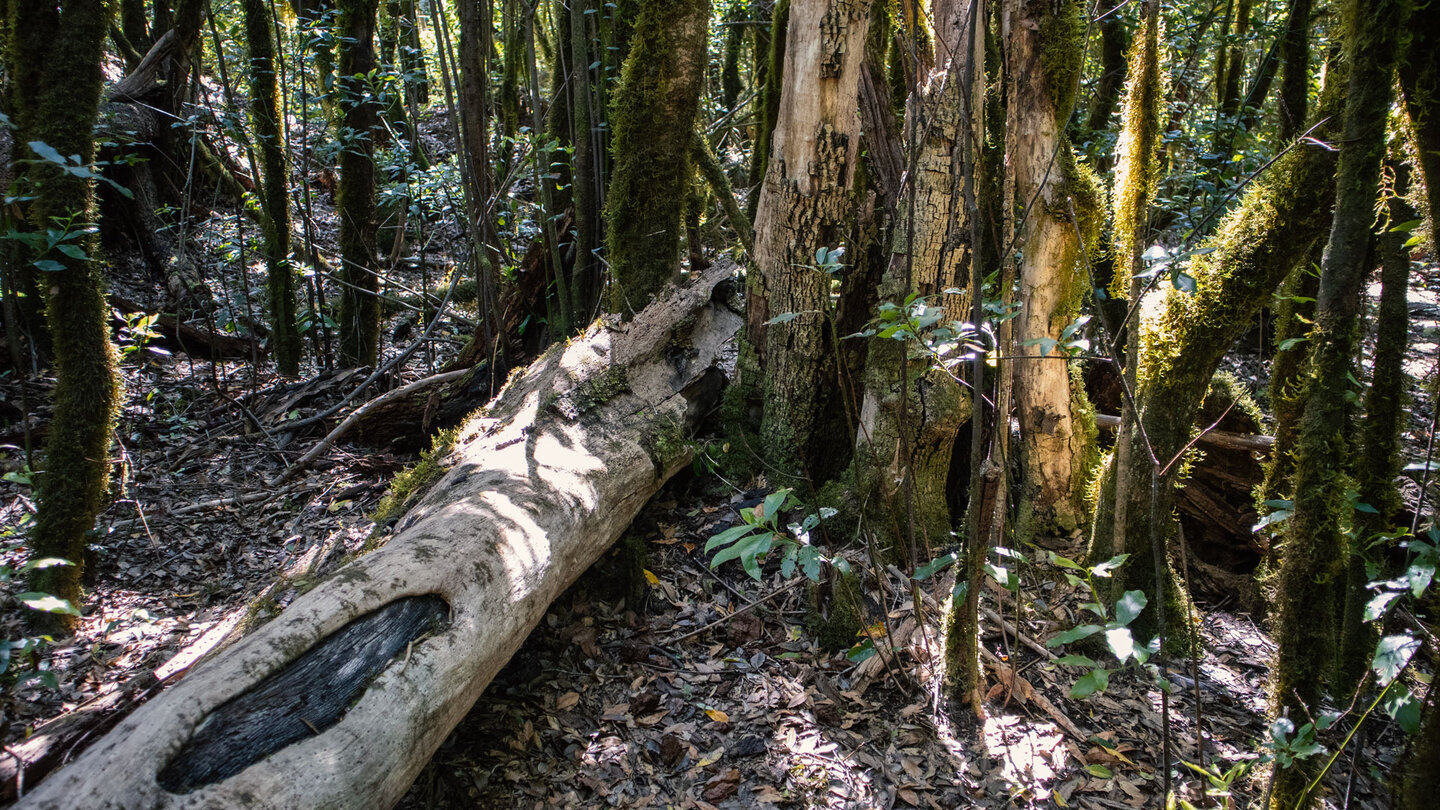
[15,261,742,810]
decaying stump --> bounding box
[15,263,742,810]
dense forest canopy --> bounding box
[0,0,1438,806]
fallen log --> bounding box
[110,296,262,360]
[15,263,742,809]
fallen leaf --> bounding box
[556,691,580,711]
[704,708,729,723]
[702,768,741,803]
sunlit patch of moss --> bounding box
[371,426,461,529]
[1109,6,1164,298]
[1037,0,1086,119]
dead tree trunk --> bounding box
[15,264,742,810]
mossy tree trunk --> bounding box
[1083,0,1129,150]
[752,0,872,479]
[336,0,383,367]
[1334,173,1412,696]
[1277,0,1312,142]
[1088,61,1344,645]
[1269,2,1410,806]
[569,0,603,321]
[1003,0,1098,537]
[604,0,710,316]
[397,0,428,106]
[1257,259,1319,510]
[746,0,788,220]
[244,0,301,376]
[1105,0,1161,578]
[3,0,121,627]
[1398,0,1438,235]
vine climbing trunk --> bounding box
[336,0,383,367]
[2,0,122,627]
[752,0,872,480]
[1269,2,1410,807]
[1002,0,1098,536]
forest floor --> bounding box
[1,111,1436,808]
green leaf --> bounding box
[1054,654,1096,668]
[1389,218,1423,233]
[764,312,802,326]
[1049,553,1086,571]
[1070,667,1110,698]
[1364,591,1402,622]
[20,558,72,572]
[1084,763,1113,779]
[1047,624,1102,647]
[28,141,67,165]
[1383,682,1423,734]
[1277,337,1308,351]
[32,259,65,272]
[16,593,82,615]
[55,244,88,261]
[705,523,753,553]
[1372,634,1421,687]
[761,490,788,523]
[1105,627,1136,661]
[1090,555,1129,577]
[846,638,877,662]
[914,551,959,581]
[1114,590,1148,626]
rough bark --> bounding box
[15,264,742,810]
[1271,4,1409,806]
[1084,0,1129,144]
[4,0,122,622]
[754,0,872,479]
[605,0,711,315]
[1004,0,1096,535]
[336,0,383,367]
[1398,0,1439,238]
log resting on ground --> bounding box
[16,262,742,810]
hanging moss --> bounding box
[1258,260,1320,511]
[720,0,744,111]
[1037,0,1086,121]
[1110,3,1163,298]
[605,0,711,315]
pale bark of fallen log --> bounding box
[16,263,742,810]
[1094,412,1274,454]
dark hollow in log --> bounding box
[155,595,449,794]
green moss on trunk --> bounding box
[1270,3,1410,806]
[1088,66,1344,646]
[244,0,301,375]
[336,0,383,367]
[5,0,122,629]
[745,0,787,220]
[605,0,711,315]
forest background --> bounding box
[1,0,1439,807]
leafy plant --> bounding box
[1045,552,1158,699]
[1,557,81,691]
[704,488,839,582]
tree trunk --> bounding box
[605,0,711,315]
[243,0,301,375]
[1277,0,1312,142]
[753,0,872,479]
[1398,0,1439,238]
[1004,0,1097,536]
[336,0,383,367]
[1088,59,1345,645]
[1270,2,1408,805]
[14,264,742,810]
[3,0,122,626]
[1334,174,1412,696]
[1083,0,1129,148]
